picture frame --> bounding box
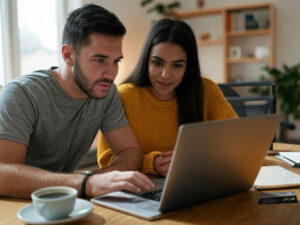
[229,46,242,59]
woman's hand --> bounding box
[154,151,173,177]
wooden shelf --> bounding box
[173,8,222,19]
[174,3,275,82]
[227,29,271,37]
[227,57,269,64]
[197,38,223,46]
[226,2,273,11]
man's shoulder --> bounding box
[5,69,52,89]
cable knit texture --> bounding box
[97,77,238,175]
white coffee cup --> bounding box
[31,186,77,220]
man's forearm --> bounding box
[98,147,143,173]
[0,163,83,198]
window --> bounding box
[0,2,5,85]
[0,0,79,83]
[17,0,59,75]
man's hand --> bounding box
[86,170,154,197]
[154,151,173,177]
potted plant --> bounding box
[263,63,300,140]
[140,0,181,23]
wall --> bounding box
[83,0,300,141]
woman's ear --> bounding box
[61,44,75,67]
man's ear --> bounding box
[61,44,75,67]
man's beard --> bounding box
[72,60,113,99]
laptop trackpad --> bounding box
[95,191,160,209]
[92,191,161,218]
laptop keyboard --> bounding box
[139,189,163,201]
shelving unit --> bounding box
[197,38,222,46]
[174,3,275,82]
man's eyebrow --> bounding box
[116,56,124,60]
[92,54,108,58]
[91,54,124,60]
[151,56,186,63]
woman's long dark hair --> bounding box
[123,18,203,125]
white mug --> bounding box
[31,186,77,220]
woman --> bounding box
[97,18,237,177]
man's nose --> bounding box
[103,64,118,80]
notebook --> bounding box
[276,152,300,167]
[92,114,281,220]
[254,165,300,190]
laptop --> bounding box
[91,114,281,220]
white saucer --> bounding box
[17,198,94,224]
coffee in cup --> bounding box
[31,186,77,220]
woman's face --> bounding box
[148,42,187,101]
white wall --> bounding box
[83,0,300,141]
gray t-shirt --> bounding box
[0,68,128,172]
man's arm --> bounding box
[98,124,143,172]
[0,139,82,198]
[0,139,153,198]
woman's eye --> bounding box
[173,64,183,68]
[152,60,163,66]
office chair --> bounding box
[218,81,276,117]
[218,81,277,146]
[218,81,295,144]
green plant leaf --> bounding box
[167,2,181,9]
[141,0,153,7]
[264,63,300,120]
[147,3,165,14]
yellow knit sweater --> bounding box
[97,77,238,175]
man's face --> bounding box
[73,33,123,99]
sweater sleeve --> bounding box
[97,130,163,175]
[97,131,115,168]
[142,151,162,175]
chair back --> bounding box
[218,81,276,117]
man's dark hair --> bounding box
[62,4,126,53]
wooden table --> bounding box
[2,155,300,225]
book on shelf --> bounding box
[254,165,300,190]
[228,11,266,32]
[228,10,246,32]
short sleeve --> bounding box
[100,84,128,133]
[0,83,36,145]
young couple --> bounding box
[0,4,236,199]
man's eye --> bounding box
[114,59,121,64]
[95,59,105,63]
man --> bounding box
[0,4,154,198]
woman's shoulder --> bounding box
[117,83,136,93]
[201,76,220,91]
[117,83,145,99]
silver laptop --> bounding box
[91,114,281,220]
